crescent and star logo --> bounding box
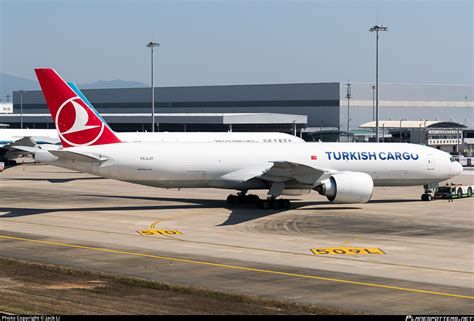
[55,97,104,147]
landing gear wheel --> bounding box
[228,193,261,205]
[247,194,260,202]
[257,199,291,209]
[257,200,270,209]
[281,199,291,209]
[270,200,280,209]
[227,195,239,204]
[421,193,432,201]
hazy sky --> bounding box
[1,0,472,86]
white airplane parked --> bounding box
[29,68,463,208]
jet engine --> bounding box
[314,172,374,203]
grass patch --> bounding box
[0,256,358,315]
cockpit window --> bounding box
[450,157,456,162]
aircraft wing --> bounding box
[0,137,37,160]
[10,136,36,148]
[11,145,39,154]
[1,136,61,161]
[219,161,335,186]
[259,161,335,185]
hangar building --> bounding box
[4,82,473,139]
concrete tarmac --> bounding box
[0,163,473,314]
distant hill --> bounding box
[0,73,147,99]
[78,79,147,89]
[0,73,39,100]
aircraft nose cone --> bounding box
[453,162,463,176]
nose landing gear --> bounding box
[421,193,433,201]
[421,184,436,201]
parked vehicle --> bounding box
[453,156,474,167]
[434,184,473,199]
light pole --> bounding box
[369,25,388,142]
[19,90,25,129]
[346,82,351,133]
[146,41,160,132]
[371,85,375,122]
[457,124,462,157]
[399,118,406,142]
[465,96,469,122]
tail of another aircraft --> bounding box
[35,68,121,148]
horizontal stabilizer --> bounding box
[11,145,39,153]
[49,150,108,163]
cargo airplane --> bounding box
[27,68,463,209]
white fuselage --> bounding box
[47,142,462,190]
[0,129,304,149]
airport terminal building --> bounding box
[3,81,473,152]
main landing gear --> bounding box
[256,198,291,209]
[226,191,291,209]
[226,191,260,204]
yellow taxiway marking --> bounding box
[137,220,183,236]
[311,248,385,255]
[0,234,472,300]
[137,229,183,236]
[150,220,160,229]
[1,219,472,275]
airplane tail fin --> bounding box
[66,82,115,133]
[34,68,121,148]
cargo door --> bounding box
[426,154,435,170]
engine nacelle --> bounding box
[315,172,374,203]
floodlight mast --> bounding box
[346,82,351,133]
[146,41,160,132]
[369,25,388,142]
[19,90,25,129]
